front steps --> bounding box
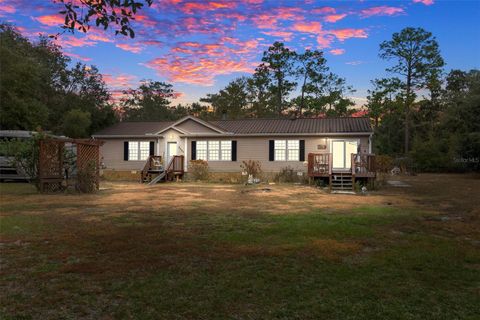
[331,173,353,191]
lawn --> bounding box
[1,174,479,319]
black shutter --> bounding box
[191,141,196,160]
[231,140,237,161]
[269,140,274,161]
[123,141,129,161]
[299,140,305,161]
[149,141,155,156]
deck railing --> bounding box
[166,155,185,180]
[351,153,376,177]
[141,155,163,182]
[308,153,332,176]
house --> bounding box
[92,116,375,189]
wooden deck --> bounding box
[308,153,376,178]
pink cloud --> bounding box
[102,73,138,89]
[0,3,15,15]
[261,30,294,41]
[316,34,335,48]
[64,52,92,62]
[145,56,254,86]
[413,0,434,5]
[35,14,64,27]
[133,14,157,27]
[179,1,237,14]
[329,28,368,41]
[275,7,304,20]
[311,7,336,15]
[251,7,304,29]
[292,21,323,33]
[360,6,405,18]
[54,35,97,48]
[329,48,345,55]
[324,14,347,23]
[116,43,143,53]
[139,40,163,46]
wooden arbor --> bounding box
[38,138,103,192]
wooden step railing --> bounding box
[140,155,163,182]
[351,153,376,177]
[165,155,184,181]
[308,153,332,177]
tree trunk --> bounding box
[405,69,412,154]
[277,77,283,116]
[299,74,307,116]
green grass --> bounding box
[1,183,479,319]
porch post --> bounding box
[368,134,372,154]
[184,137,188,172]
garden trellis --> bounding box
[38,137,103,192]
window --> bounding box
[208,141,219,161]
[139,142,150,161]
[128,141,150,161]
[220,141,231,161]
[274,140,286,161]
[287,140,299,161]
[196,141,207,160]
[196,141,232,161]
[274,140,299,161]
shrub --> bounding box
[275,166,299,183]
[76,160,97,193]
[240,160,262,178]
[375,155,394,173]
[0,133,45,188]
[189,160,209,181]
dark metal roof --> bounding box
[93,121,174,136]
[209,117,372,134]
[93,117,372,136]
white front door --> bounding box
[167,142,177,164]
[332,140,358,170]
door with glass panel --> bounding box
[331,140,358,170]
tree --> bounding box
[55,0,153,38]
[122,80,178,121]
[319,73,355,117]
[443,69,480,170]
[200,78,249,119]
[294,49,328,115]
[246,71,275,118]
[62,109,92,138]
[379,27,444,153]
[364,78,403,129]
[0,25,56,130]
[256,42,297,115]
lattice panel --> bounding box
[76,142,101,190]
[39,140,64,179]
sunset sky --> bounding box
[1,0,479,106]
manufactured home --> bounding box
[92,116,376,189]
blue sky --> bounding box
[1,0,479,105]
